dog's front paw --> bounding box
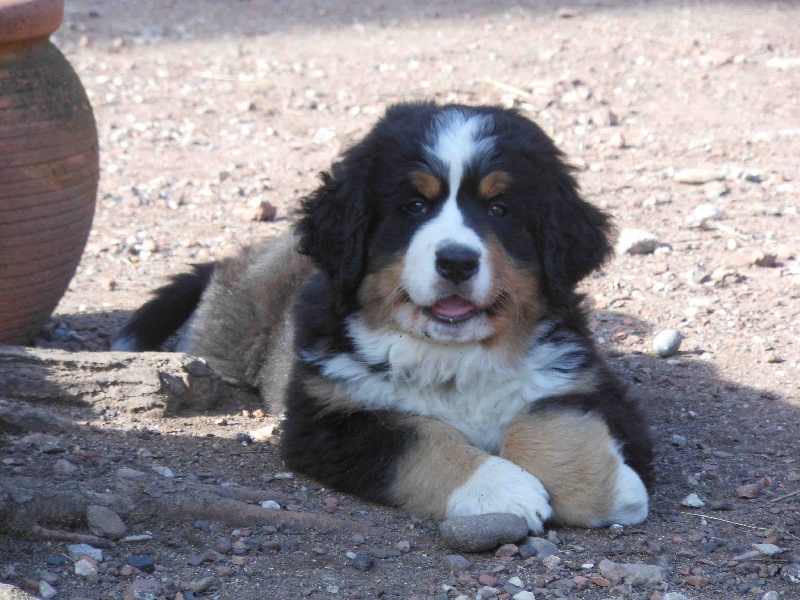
[445,456,553,533]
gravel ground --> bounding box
[2,1,800,599]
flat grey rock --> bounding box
[439,513,528,553]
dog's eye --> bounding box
[406,199,427,214]
[489,202,508,218]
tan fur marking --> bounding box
[501,411,618,526]
[410,170,442,200]
[481,236,544,354]
[479,171,512,199]
[393,417,489,519]
[303,375,364,414]
[358,256,408,329]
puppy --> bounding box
[114,102,653,532]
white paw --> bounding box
[590,464,649,527]
[445,456,553,533]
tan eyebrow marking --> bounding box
[479,171,512,199]
[410,170,442,200]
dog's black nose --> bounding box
[435,244,480,284]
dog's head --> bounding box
[297,102,613,344]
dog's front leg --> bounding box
[500,408,648,528]
[392,416,552,533]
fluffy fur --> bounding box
[113,102,654,532]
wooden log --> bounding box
[0,346,252,415]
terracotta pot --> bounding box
[0,0,99,344]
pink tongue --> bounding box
[432,296,476,319]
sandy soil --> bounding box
[2,1,799,599]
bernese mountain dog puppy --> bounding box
[113,102,653,533]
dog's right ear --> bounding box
[296,141,374,307]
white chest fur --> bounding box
[302,317,588,453]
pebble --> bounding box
[190,576,217,594]
[513,592,536,600]
[617,228,660,255]
[38,581,56,599]
[752,544,786,556]
[542,555,561,569]
[736,484,760,498]
[260,500,281,510]
[67,544,103,561]
[752,251,777,268]
[125,577,161,596]
[439,513,529,552]
[53,458,78,474]
[350,554,375,571]
[681,493,705,508]
[654,329,683,357]
[443,555,471,571]
[598,559,667,586]
[74,558,98,578]
[152,465,174,478]
[127,555,156,573]
[86,504,127,539]
[671,434,687,447]
[521,536,559,558]
[686,203,725,228]
[674,168,725,184]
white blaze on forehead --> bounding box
[426,109,495,201]
[400,110,495,308]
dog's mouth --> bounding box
[423,295,506,325]
[427,296,477,324]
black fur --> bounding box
[114,263,214,350]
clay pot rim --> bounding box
[0,0,64,45]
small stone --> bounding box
[252,201,277,222]
[152,465,174,478]
[542,555,562,569]
[443,555,471,571]
[598,559,667,586]
[654,329,683,357]
[618,228,660,255]
[681,493,705,508]
[67,544,103,561]
[752,544,786,556]
[396,540,411,553]
[674,168,725,184]
[523,536,559,558]
[260,500,281,509]
[752,251,777,268]
[350,533,366,544]
[351,554,375,571]
[74,559,97,578]
[671,434,687,447]
[190,576,217,594]
[86,505,127,540]
[762,592,780,600]
[127,555,156,574]
[736,483,760,498]
[495,543,519,557]
[53,459,78,475]
[124,578,161,597]
[686,203,724,229]
[608,131,626,149]
[439,513,528,552]
[249,424,278,443]
[513,592,536,600]
[39,581,56,599]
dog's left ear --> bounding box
[542,166,615,302]
[296,141,374,308]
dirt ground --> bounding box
[2,1,800,599]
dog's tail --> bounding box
[111,263,215,351]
